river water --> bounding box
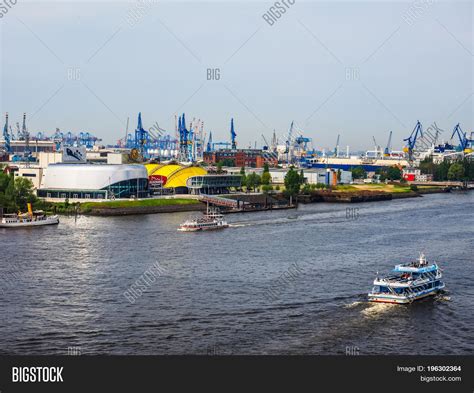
[1,192,472,355]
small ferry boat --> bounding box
[0,203,59,228]
[178,205,228,232]
[368,253,445,304]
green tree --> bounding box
[13,177,36,210]
[261,171,271,185]
[284,167,303,198]
[246,173,261,192]
[263,162,269,173]
[386,166,402,181]
[301,183,312,194]
[216,161,223,174]
[0,175,36,213]
[447,162,464,180]
[351,166,366,179]
[337,169,342,182]
[219,158,235,167]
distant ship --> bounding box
[0,203,59,228]
[178,205,228,232]
[368,253,445,304]
[303,153,409,172]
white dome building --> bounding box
[38,164,148,200]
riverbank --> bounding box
[298,184,450,203]
[39,184,460,216]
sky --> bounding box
[0,0,472,151]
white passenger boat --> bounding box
[0,204,59,228]
[178,206,228,232]
[368,253,445,304]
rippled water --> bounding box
[1,192,473,355]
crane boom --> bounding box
[384,131,392,156]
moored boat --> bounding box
[368,253,445,304]
[0,203,59,228]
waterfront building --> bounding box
[37,164,149,201]
[225,167,352,185]
[145,163,241,194]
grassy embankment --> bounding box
[45,198,200,215]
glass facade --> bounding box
[186,175,242,194]
[106,178,148,198]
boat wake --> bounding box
[361,302,398,319]
[344,301,365,309]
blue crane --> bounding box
[230,118,237,149]
[2,113,11,153]
[451,123,471,152]
[135,112,149,158]
[384,131,392,156]
[403,121,423,160]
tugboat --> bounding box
[368,253,445,304]
[178,205,228,232]
[0,203,59,228]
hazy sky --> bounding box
[1,0,472,150]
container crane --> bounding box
[261,134,270,150]
[135,112,149,158]
[285,121,295,164]
[403,121,423,161]
[230,118,237,149]
[451,123,472,154]
[384,131,392,157]
[2,113,11,153]
[22,113,32,161]
[334,134,340,157]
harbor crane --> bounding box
[451,123,473,154]
[230,118,237,149]
[285,121,295,164]
[384,131,393,157]
[261,134,270,150]
[372,136,381,156]
[2,113,11,153]
[403,121,423,161]
[135,112,149,158]
[334,134,340,157]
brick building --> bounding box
[203,149,277,168]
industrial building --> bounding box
[37,164,149,201]
[203,149,277,168]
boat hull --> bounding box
[0,216,59,228]
[368,285,444,304]
[178,224,228,232]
